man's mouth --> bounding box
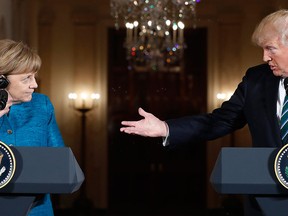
[269,64,277,70]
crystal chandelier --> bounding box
[110,0,200,72]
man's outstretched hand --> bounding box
[120,107,168,137]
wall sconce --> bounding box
[216,91,236,147]
[216,92,233,107]
[68,92,100,112]
[68,91,100,210]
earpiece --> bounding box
[0,90,8,110]
[0,75,9,89]
[0,75,9,110]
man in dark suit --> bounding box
[120,9,288,216]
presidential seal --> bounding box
[0,141,16,189]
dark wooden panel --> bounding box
[108,27,207,214]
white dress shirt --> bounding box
[277,78,286,122]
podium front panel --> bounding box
[0,146,84,194]
[210,147,288,194]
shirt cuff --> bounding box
[162,122,170,146]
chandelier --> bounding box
[110,0,200,72]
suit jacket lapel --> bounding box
[265,73,282,146]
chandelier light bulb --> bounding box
[172,23,178,30]
[133,21,139,27]
[165,20,171,26]
[126,22,134,29]
[178,21,185,29]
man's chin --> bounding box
[272,70,283,77]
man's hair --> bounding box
[252,9,288,46]
[0,39,41,75]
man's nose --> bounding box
[263,50,272,62]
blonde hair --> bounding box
[252,9,288,46]
[0,39,41,75]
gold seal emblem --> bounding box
[274,143,288,189]
[0,141,16,189]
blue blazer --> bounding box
[166,64,282,148]
[0,93,65,216]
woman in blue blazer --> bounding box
[0,39,65,216]
[121,9,288,216]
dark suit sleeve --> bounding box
[166,73,248,147]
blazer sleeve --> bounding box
[166,72,248,147]
[45,96,65,147]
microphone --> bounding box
[284,78,288,95]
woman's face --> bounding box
[6,72,38,103]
